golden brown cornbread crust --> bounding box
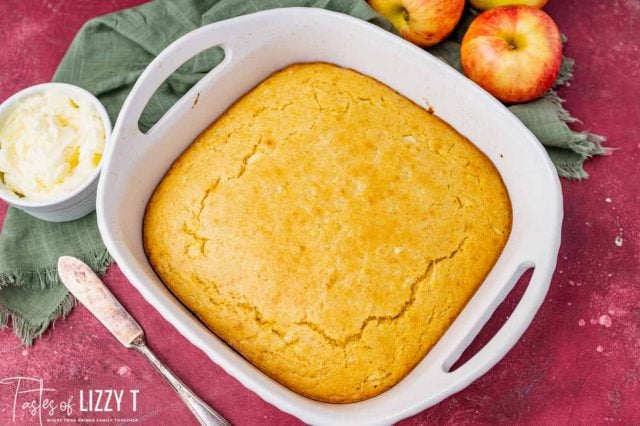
[143,63,512,403]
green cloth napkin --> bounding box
[0,0,606,345]
[0,211,110,343]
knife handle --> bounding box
[132,337,230,426]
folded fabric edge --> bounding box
[0,292,76,346]
[555,160,589,180]
[0,247,112,290]
[543,90,609,157]
[555,55,575,88]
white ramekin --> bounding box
[0,82,111,222]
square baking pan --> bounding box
[97,8,562,425]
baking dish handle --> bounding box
[114,23,245,139]
[434,258,554,388]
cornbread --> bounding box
[143,63,512,403]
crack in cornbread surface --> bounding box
[143,63,512,403]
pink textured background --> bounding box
[1,0,638,424]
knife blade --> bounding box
[57,256,229,425]
[57,255,143,347]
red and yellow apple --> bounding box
[368,0,465,47]
[461,5,562,103]
[469,0,549,11]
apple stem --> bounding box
[401,8,409,22]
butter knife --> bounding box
[58,256,230,426]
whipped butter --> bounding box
[0,89,105,201]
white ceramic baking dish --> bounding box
[97,8,562,425]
